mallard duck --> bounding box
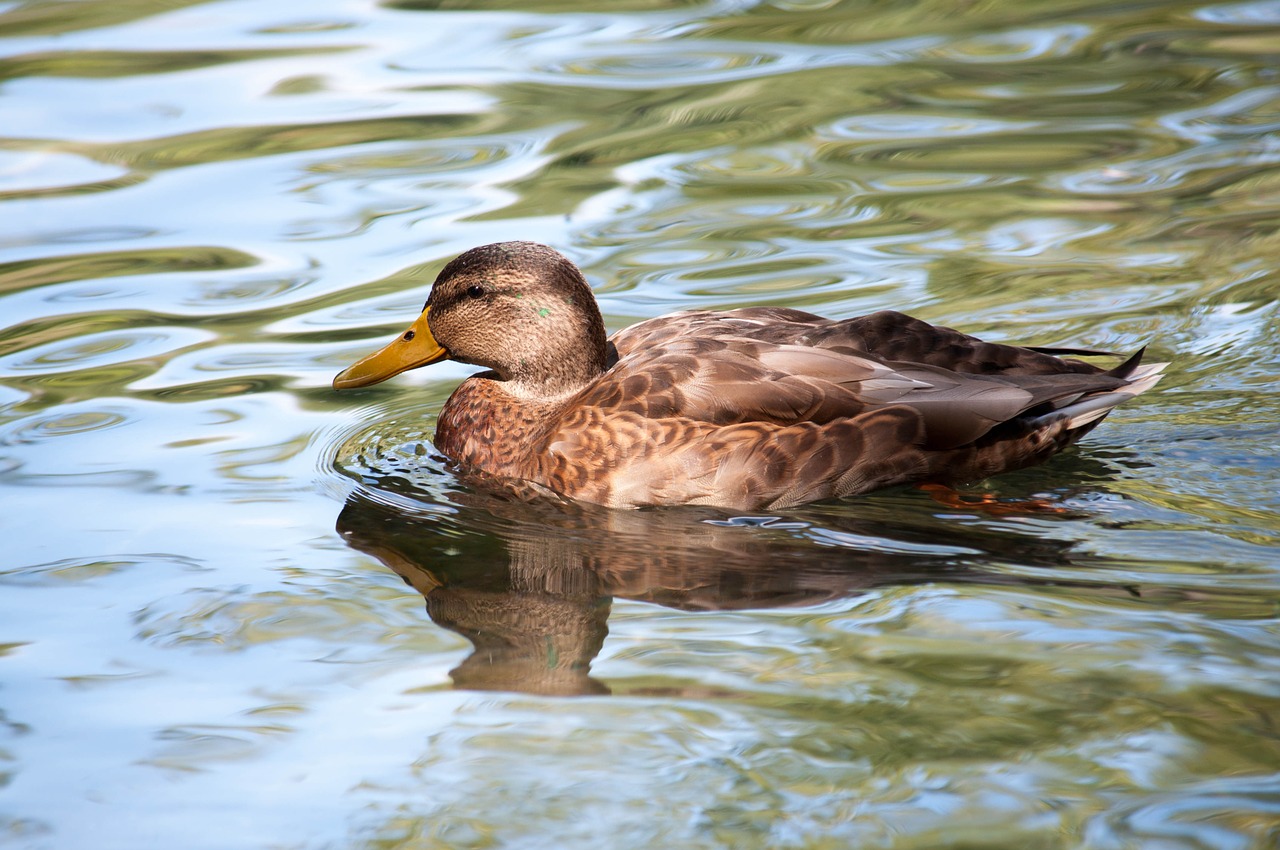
[334,242,1165,510]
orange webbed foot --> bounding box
[918,483,1074,517]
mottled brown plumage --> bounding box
[334,242,1166,510]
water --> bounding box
[2,0,1279,847]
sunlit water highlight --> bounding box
[1,0,1278,848]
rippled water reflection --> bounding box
[2,0,1279,847]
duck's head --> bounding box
[333,242,608,396]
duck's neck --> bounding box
[502,313,610,398]
[506,352,605,401]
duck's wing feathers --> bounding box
[729,308,1117,376]
[587,321,1146,450]
[611,308,1117,375]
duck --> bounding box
[333,241,1165,510]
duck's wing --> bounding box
[553,310,1165,509]
[752,341,1154,448]
[608,307,825,358]
[588,321,1153,450]
[728,308,1118,377]
[611,307,1119,375]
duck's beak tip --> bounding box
[331,368,365,391]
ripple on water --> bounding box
[0,553,208,587]
[130,580,460,657]
[128,340,359,395]
[544,44,780,83]
[329,403,458,504]
[1195,0,1280,24]
[824,113,1039,140]
[1163,86,1280,141]
[1059,136,1280,195]
[314,135,531,177]
[0,244,259,293]
[823,130,1175,176]
[0,327,215,375]
[0,407,129,444]
[925,23,1095,63]
[0,150,132,200]
[1083,774,1280,849]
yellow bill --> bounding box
[332,309,447,389]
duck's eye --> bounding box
[466,284,486,299]
[402,330,415,341]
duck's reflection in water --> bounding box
[336,484,1124,696]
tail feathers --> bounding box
[1033,356,1168,431]
[1106,345,1148,379]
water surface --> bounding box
[2,0,1279,847]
